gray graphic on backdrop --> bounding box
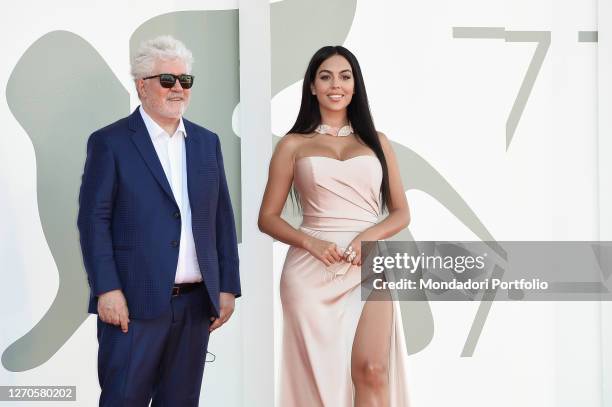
[453,27,551,150]
[271,0,356,94]
[578,31,598,42]
[3,10,240,371]
[3,31,129,372]
[388,142,504,356]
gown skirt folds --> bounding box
[279,155,411,406]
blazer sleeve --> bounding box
[214,135,241,297]
[77,132,122,296]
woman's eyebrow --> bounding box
[318,69,352,75]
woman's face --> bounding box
[311,54,355,114]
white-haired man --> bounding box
[78,35,241,406]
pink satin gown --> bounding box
[279,155,411,406]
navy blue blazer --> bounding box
[77,108,240,319]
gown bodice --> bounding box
[293,155,382,232]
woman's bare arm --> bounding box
[258,135,343,266]
[258,135,307,247]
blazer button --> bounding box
[173,211,181,219]
[171,240,179,248]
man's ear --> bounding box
[136,79,145,99]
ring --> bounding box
[344,246,354,256]
[348,252,357,262]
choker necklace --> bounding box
[314,123,354,137]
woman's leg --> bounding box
[351,288,393,407]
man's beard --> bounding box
[149,97,190,119]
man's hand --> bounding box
[97,289,130,333]
[209,292,235,332]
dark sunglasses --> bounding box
[143,73,195,89]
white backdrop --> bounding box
[0,0,610,406]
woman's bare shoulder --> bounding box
[272,133,310,162]
[377,131,401,161]
[376,130,389,142]
[275,133,309,154]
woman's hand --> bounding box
[344,235,365,266]
[304,236,343,266]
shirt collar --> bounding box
[139,105,187,140]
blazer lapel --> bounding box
[184,120,203,206]
[128,109,176,203]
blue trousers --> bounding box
[97,286,213,406]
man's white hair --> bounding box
[131,35,194,80]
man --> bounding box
[77,35,240,406]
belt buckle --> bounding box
[172,286,180,297]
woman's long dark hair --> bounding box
[288,45,391,211]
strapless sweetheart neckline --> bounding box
[295,154,378,163]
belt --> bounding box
[171,282,203,297]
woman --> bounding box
[258,46,411,406]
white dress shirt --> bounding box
[139,106,202,283]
